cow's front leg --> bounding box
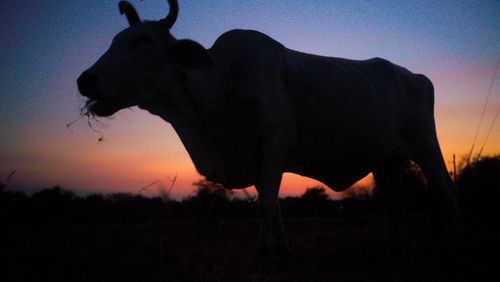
[273,200,291,256]
[256,178,281,257]
[255,131,288,257]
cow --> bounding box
[77,0,459,255]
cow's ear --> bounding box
[169,39,214,69]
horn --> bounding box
[160,0,179,29]
[119,1,141,26]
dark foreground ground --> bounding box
[1,215,497,282]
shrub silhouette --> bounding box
[301,186,329,202]
[458,155,500,237]
[0,183,29,223]
[187,180,233,229]
[31,186,76,223]
[299,186,334,217]
[281,186,339,218]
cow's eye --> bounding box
[129,34,153,51]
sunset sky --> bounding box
[1,0,499,199]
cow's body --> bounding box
[172,29,434,192]
[78,1,459,256]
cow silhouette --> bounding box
[77,0,459,255]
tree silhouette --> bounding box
[301,186,329,202]
[189,179,232,230]
[458,155,500,238]
[281,186,339,218]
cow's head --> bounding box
[77,0,214,117]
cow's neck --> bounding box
[153,67,229,183]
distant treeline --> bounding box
[1,155,498,225]
[0,183,386,224]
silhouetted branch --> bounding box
[165,174,178,200]
[138,180,160,194]
[5,169,16,184]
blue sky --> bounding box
[0,1,498,197]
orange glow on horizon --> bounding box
[279,173,374,200]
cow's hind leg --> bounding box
[411,142,459,244]
[373,155,409,239]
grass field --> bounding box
[2,214,495,282]
[1,156,498,281]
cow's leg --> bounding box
[272,201,290,255]
[373,156,408,239]
[256,177,282,257]
[411,142,459,243]
[255,131,288,257]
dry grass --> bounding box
[2,215,492,282]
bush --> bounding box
[458,155,500,237]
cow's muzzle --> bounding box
[77,71,100,99]
[77,71,118,117]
